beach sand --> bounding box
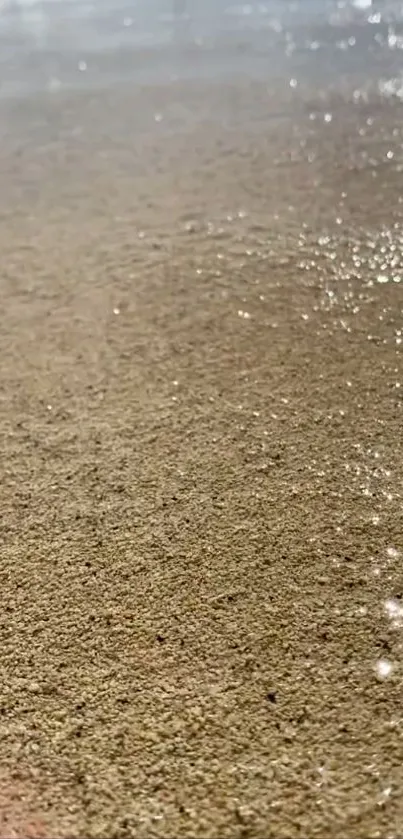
[0,6,403,837]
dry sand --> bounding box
[0,45,403,839]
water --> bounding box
[1,0,403,96]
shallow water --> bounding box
[1,0,403,96]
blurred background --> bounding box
[0,0,402,96]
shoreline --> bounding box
[1,9,403,838]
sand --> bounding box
[1,25,403,839]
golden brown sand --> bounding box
[0,76,403,838]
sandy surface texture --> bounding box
[1,7,403,837]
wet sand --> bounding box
[1,3,403,838]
